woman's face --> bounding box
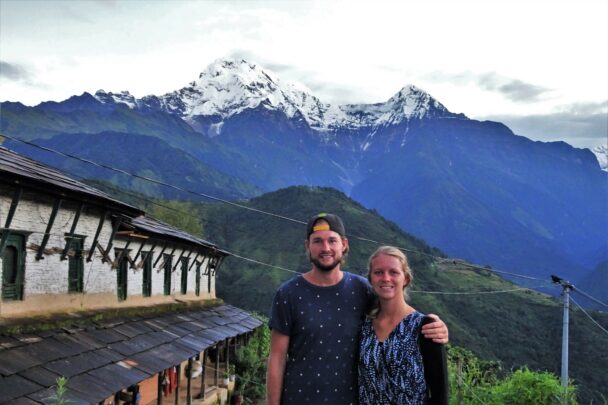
[369,253,409,301]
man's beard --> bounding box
[309,253,344,272]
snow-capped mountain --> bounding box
[592,145,608,171]
[94,58,461,133]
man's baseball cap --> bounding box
[306,213,346,238]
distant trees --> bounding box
[148,200,204,237]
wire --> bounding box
[571,287,608,309]
[570,295,608,336]
[410,284,553,295]
[2,134,305,226]
[0,135,562,285]
[224,250,301,275]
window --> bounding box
[142,252,152,297]
[1,233,25,300]
[67,237,84,293]
[180,257,189,294]
[116,249,129,301]
[195,261,201,296]
[163,254,172,295]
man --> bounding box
[267,213,448,405]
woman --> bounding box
[358,246,448,404]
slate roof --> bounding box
[130,215,226,254]
[0,146,226,253]
[0,305,263,404]
[0,146,139,215]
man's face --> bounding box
[306,221,348,272]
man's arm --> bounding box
[420,314,449,344]
[266,329,290,405]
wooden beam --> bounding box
[113,237,132,268]
[96,243,112,264]
[103,216,122,263]
[36,198,62,260]
[187,252,201,272]
[87,210,108,262]
[137,240,157,269]
[166,245,177,271]
[153,241,168,267]
[0,186,23,256]
[172,247,187,272]
[60,202,84,261]
[131,240,146,268]
[4,186,22,228]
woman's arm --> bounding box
[420,313,449,344]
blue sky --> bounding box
[1,0,606,150]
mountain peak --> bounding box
[386,84,451,120]
[87,57,463,131]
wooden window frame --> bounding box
[1,232,26,301]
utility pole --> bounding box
[551,275,574,389]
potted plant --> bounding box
[222,368,230,386]
[228,364,236,382]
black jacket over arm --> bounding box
[419,316,449,405]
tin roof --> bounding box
[0,305,263,404]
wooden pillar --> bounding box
[200,350,207,398]
[215,345,219,386]
[187,357,193,405]
[175,363,181,405]
[157,371,163,405]
[225,338,230,374]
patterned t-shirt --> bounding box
[358,311,427,404]
[269,272,374,405]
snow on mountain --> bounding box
[93,58,458,132]
[592,145,608,171]
[94,90,139,109]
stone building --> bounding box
[0,146,262,404]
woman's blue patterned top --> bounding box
[358,311,427,404]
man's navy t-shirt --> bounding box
[269,272,374,404]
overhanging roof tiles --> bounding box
[0,146,139,215]
[0,305,262,403]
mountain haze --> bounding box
[2,57,606,301]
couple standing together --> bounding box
[267,213,450,405]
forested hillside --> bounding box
[88,182,607,403]
[196,186,607,404]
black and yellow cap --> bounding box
[306,213,346,238]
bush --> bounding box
[234,318,270,403]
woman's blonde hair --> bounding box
[366,246,413,318]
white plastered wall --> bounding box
[0,185,217,318]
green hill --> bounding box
[194,186,607,404]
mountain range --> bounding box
[1,57,606,303]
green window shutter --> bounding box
[68,238,84,293]
[2,233,25,300]
[163,254,172,295]
[116,251,128,301]
[142,252,152,297]
[180,257,189,294]
[195,263,201,296]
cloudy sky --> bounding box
[1,0,606,150]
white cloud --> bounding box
[0,0,606,148]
